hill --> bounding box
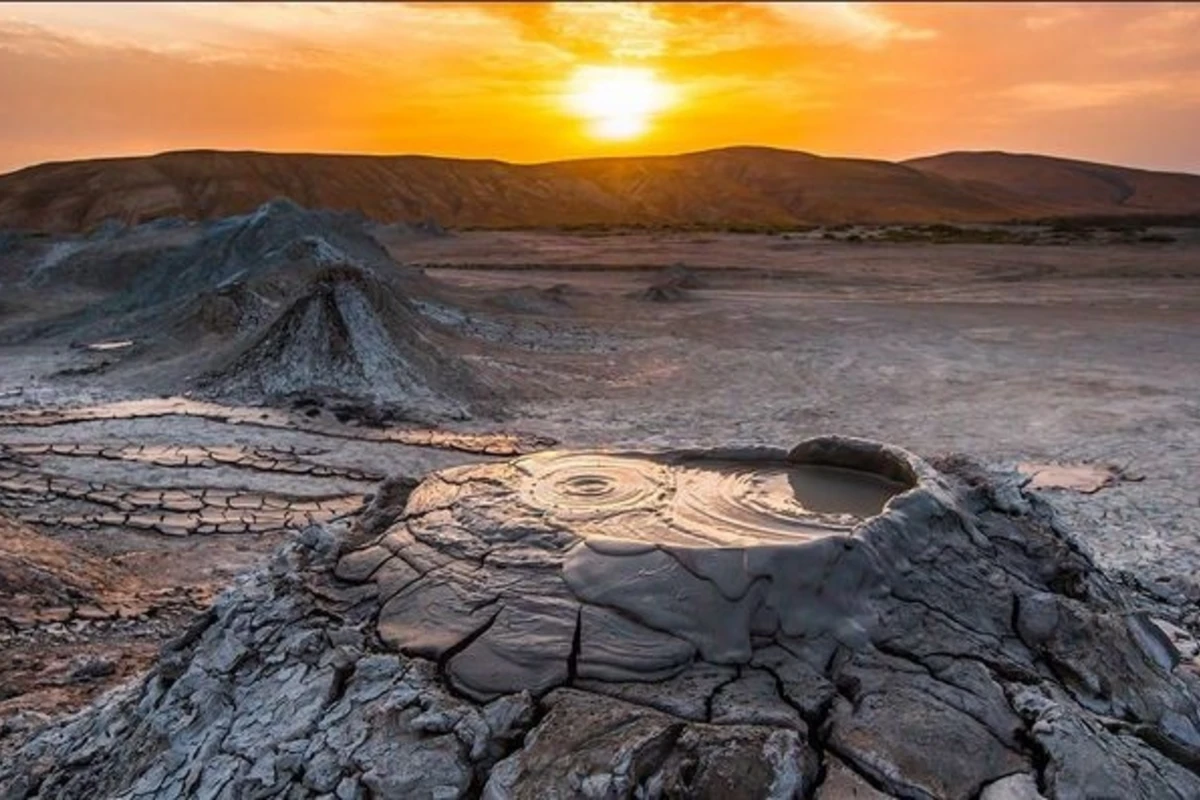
[1,146,1198,232]
[904,151,1200,219]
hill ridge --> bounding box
[2,146,1198,232]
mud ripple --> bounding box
[518,453,673,520]
[514,452,906,546]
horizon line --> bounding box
[4,144,1199,182]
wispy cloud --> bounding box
[0,2,531,70]
[546,2,672,59]
[760,2,937,48]
[1023,5,1088,32]
[999,79,1171,111]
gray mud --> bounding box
[3,438,1199,799]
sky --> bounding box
[1,2,1198,175]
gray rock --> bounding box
[979,773,1045,800]
[816,754,897,799]
[483,689,820,799]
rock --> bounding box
[979,773,1045,800]
[1011,687,1200,799]
[630,265,706,303]
[69,656,117,682]
[3,436,1200,799]
[816,755,897,799]
[1154,617,1200,661]
[483,689,820,798]
[0,709,50,739]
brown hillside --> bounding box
[1,146,1198,232]
[905,151,1200,217]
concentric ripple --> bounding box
[668,462,901,545]
[516,452,673,521]
[514,451,907,546]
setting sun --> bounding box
[565,65,674,141]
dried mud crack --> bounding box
[0,399,556,743]
[2,435,1198,799]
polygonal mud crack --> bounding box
[355,436,936,696]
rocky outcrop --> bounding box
[3,436,1199,799]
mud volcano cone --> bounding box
[5,437,1199,799]
[200,265,485,418]
[143,199,402,306]
[345,435,1200,798]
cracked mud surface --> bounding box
[0,400,553,726]
[3,437,1198,799]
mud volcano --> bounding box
[5,436,1200,799]
[197,265,491,419]
[347,435,1200,797]
[363,438,929,694]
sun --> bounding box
[565,65,674,141]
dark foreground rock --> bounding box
[2,436,1199,799]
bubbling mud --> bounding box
[513,451,910,546]
[520,452,672,520]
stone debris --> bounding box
[631,265,706,303]
[2,435,1198,799]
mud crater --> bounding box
[515,450,911,546]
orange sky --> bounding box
[1,2,1198,174]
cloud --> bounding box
[999,79,1171,111]
[759,2,936,48]
[1127,6,1200,36]
[1104,5,1200,61]
[546,2,671,59]
[0,3,535,71]
[1024,5,1087,32]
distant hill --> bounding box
[1,146,1198,233]
[904,151,1200,219]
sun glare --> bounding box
[565,65,673,141]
